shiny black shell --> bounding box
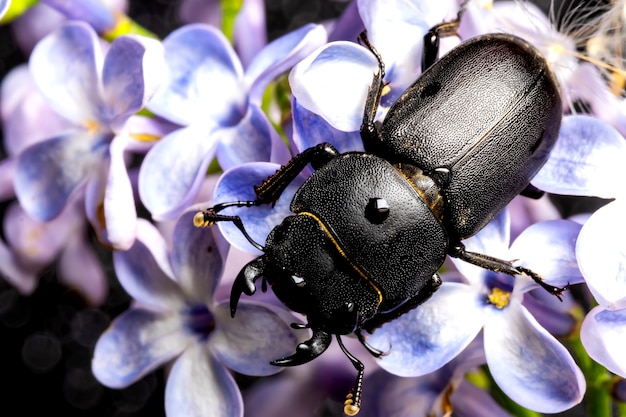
[379,33,562,239]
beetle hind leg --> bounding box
[450,243,567,300]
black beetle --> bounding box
[194,13,564,416]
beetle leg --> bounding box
[358,31,387,155]
[449,243,567,300]
[355,329,387,358]
[421,0,470,71]
[270,328,332,366]
[230,257,267,317]
[336,335,365,416]
[194,205,265,252]
[254,143,339,204]
[361,272,443,333]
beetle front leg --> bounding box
[254,142,339,203]
[449,242,567,299]
[421,0,470,71]
[358,31,387,155]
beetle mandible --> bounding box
[194,10,565,416]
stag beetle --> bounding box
[194,12,564,416]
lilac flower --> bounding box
[0,65,106,303]
[14,21,165,250]
[92,212,302,417]
[10,0,128,55]
[363,208,585,413]
[289,0,461,133]
[359,338,512,417]
[532,115,626,378]
[138,23,326,222]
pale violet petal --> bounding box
[15,132,109,221]
[292,98,364,154]
[232,0,266,67]
[113,221,185,310]
[58,234,108,306]
[138,125,219,221]
[101,133,137,250]
[213,162,305,254]
[484,303,585,413]
[148,24,246,126]
[580,306,626,378]
[289,41,379,131]
[170,211,224,304]
[211,301,300,376]
[102,35,165,129]
[246,24,327,104]
[510,220,584,292]
[532,115,626,199]
[92,309,191,388]
[0,238,39,295]
[367,283,484,377]
[576,200,626,308]
[215,105,284,170]
[29,21,105,126]
[0,64,73,155]
[165,344,243,417]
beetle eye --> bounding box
[365,197,390,224]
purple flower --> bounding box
[92,211,301,417]
[14,21,165,250]
[0,65,106,302]
[138,23,326,222]
[533,115,626,378]
[363,208,585,413]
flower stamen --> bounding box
[487,287,511,309]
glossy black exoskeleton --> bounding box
[194,11,564,416]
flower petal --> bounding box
[232,0,266,67]
[85,134,137,250]
[147,24,245,126]
[510,220,584,292]
[289,41,379,131]
[58,234,108,306]
[211,301,300,376]
[532,115,626,199]
[165,344,243,417]
[170,211,224,303]
[92,309,191,388]
[484,303,585,413]
[213,162,305,253]
[15,131,109,221]
[0,238,38,295]
[215,105,287,170]
[113,220,185,310]
[367,283,484,377]
[246,24,327,104]
[29,21,105,126]
[138,125,219,221]
[102,34,165,129]
[576,200,626,307]
[580,306,626,378]
[292,98,364,154]
[1,64,73,156]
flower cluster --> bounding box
[1,0,625,416]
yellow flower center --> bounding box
[487,287,511,309]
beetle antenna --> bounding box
[193,205,265,252]
[336,335,364,416]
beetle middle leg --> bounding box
[421,0,470,70]
[449,243,568,300]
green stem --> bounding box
[221,0,244,42]
[1,0,39,24]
